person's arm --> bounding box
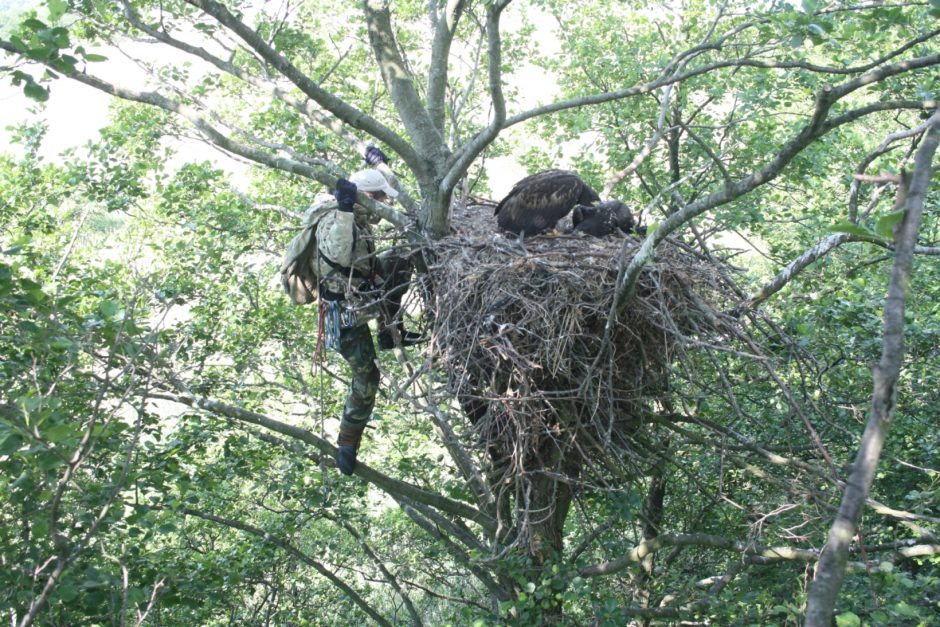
[365,145,399,194]
[317,179,358,267]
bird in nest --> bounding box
[494,169,600,238]
[494,170,637,247]
[571,200,636,237]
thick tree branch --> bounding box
[147,390,496,533]
[363,0,448,177]
[427,0,468,135]
[579,532,939,579]
[183,0,418,167]
[611,56,939,315]
[805,109,940,627]
[441,3,508,201]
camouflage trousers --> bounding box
[337,322,379,429]
[333,248,416,428]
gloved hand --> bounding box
[364,145,389,166]
[335,178,357,212]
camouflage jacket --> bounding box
[315,205,377,298]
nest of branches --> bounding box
[423,202,737,487]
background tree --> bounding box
[1,0,938,624]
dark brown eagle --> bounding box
[495,169,600,237]
[571,200,635,237]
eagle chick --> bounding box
[571,200,635,237]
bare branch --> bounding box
[611,56,940,314]
[0,48,414,228]
[601,85,674,197]
[502,48,940,133]
[175,507,392,627]
[399,502,508,601]
[120,0,382,169]
[747,233,940,308]
[336,519,423,626]
[441,3,509,201]
[580,531,939,579]
[183,0,417,166]
[427,0,469,134]
[133,576,166,627]
[747,232,854,308]
[805,108,940,627]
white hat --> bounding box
[349,169,398,198]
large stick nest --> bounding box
[421,202,736,485]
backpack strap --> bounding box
[319,249,372,280]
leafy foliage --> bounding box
[0,1,938,625]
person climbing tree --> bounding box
[317,147,425,475]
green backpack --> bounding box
[279,203,334,305]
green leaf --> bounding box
[83,53,108,62]
[835,612,861,627]
[9,37,29,54]
[0,433,24,456]
[99,299,120,318]
[932,0,940,9]
[893,601,919,617]
[47,0,68,21]
[50,337,74,350]
[56,584,79,602]
[50,27,70,48]
[828,221,883,241]
[127,587,148,605]
[23,81,50,102]
[42,423,76,444]
[807,23,827,44]
[22,18,48,31]
[875,210,905,240]
[49,56,76,75]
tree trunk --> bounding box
[804,111,939,626]
[637,439,669,615]
[517,440,580,625]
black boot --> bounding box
[377,324,426,350]
[336,422,366,475]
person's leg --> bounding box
[375,250,413,321]
[374,251,424,349]
[335,323,379,475]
